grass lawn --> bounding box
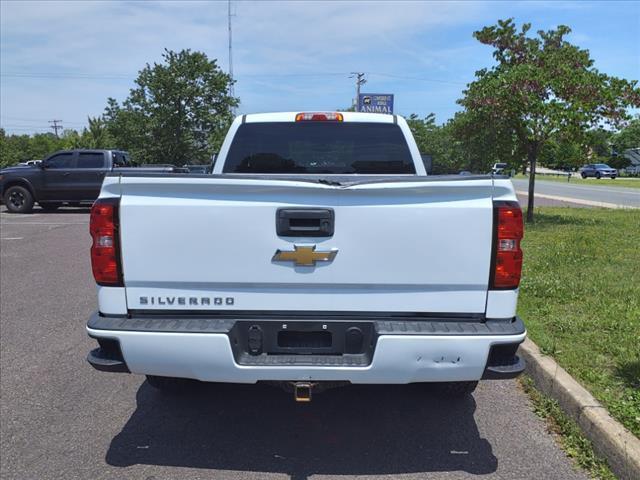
[514,174,640,189]
[518,207,640,438]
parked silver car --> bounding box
[580,163,617,179]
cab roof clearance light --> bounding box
[295,112,344,122]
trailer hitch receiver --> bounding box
[293,382,313,402]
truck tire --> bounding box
[3,185,34,213]
[431,381,478,397]
[39,202,61,212]
[146,375,197,393]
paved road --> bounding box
[515,193,590,209]
[0,207,589,480]
[511,178,640,207]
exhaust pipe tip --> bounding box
[293,382,313,402]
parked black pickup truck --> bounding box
[0,149,134,213]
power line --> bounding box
[1,72,132,80]
[1,71,466,84]
[366,72,466,86]
[1,115,55,122]
[1,116,85,126]
[241,72,347,78]
[0,125,53,131]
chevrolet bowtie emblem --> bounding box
[272,245,338,266]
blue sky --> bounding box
[1,0,638,135]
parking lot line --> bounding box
[0,213,41,218]
[0,222,86,225]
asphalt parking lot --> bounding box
[0,206,589,480]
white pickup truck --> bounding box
[86,112,526,401]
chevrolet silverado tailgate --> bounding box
[118,176,494,313]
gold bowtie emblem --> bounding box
[272,245,338,266]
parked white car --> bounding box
[16,160,41,167]
[492,162,508,175]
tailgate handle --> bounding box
[276,208,334,237]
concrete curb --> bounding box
[520,338,640,480]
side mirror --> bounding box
[421,154,433,175]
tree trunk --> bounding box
[526,142,538,223]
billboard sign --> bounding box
[358,93,394,114]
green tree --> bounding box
[0,129,67,168]
[612,116,640,153]
[3,132,20,167]
[460,19,640,221]
[407,113,437,153]
[538,136,584,171]
[452,110,525,174]
[61,129,84,150]
[585,128,613,158]
[406,112,523,175]
[103,49,238,165]
[407,114,443,172]
[406,113,465,174]
[608,117,640,169]
[84,116,112,149]
[29,132,64,159]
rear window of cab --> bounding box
[223,122,415,174]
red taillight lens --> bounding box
[90,198,122,286]
[295,112,344,122]
[491,201,523,289]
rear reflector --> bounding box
[90,198,122,286]
[491,201,524,289]
[295,112,344,122]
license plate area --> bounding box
[278,330,332,349]
[229,320,377,364]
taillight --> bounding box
[90,198,122,286]
[295,112,344,122]
[491,201,523,289]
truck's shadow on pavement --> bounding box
[106,381,497,479]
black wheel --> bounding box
[431,381,478,397]
[3,185,34,213]
[596,172,601,179]
[146,375,198,393]
[581,173,587,179]
[39,202,61,212]
[611,176,616,180]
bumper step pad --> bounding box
[238,353,369,367]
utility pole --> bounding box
[228,0,235,111]
[49,119,63,138]
[350,72,366,111]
